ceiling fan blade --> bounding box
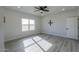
[34,7,40,9]
[44,9,49,12]
[44,6,47,8]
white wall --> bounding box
[0,28,4,51]
[0,7,5,51]
[41,9,78,39]
[4,8,41,42]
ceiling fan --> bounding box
[34,6,49,13]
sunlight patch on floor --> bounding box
[23,38,34,47]
[37,40,52,51]
[33,36,42,42]
[24,44,43,52]
[22,36,53,52]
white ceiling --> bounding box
[3,6,79,16]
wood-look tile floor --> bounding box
[5,34,79,52]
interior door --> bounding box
[66,17,78,39]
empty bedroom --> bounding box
[0,6,79,52]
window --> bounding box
[22,18,35,32]
[22,19,29,31]
[29,19,35,31]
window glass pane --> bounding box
[22,18,29,24]
[30,19,35,24]
[22,25,29,31]
[30,25,35,30]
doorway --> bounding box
[66,17,78,40]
